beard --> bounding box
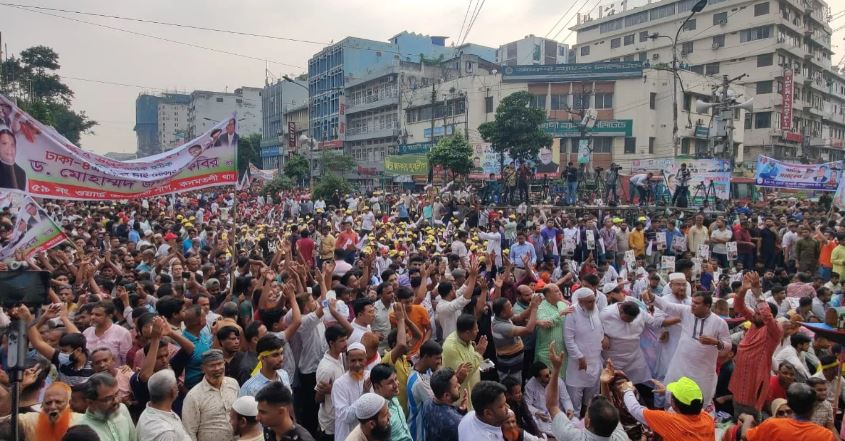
[371,421,391,441]
[502,427,521,441]
[350,370,365,382]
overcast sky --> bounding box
[2,0,843,154]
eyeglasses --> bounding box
[95,393,119,404]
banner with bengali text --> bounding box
[631,158,731,201]
[248,163,278,181]
[384,155,428,176]
[754,155,840,191]
[0,94,237,200]
[0,192,65,260]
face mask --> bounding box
[58,351,72,365]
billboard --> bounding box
[754,156,839,191]
[502,62,643,82]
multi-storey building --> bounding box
[133,92,191,157]
[497,35,569,66]
[186,87,262,139]
[569,0,842,166]
[259,79,307,170]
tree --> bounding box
[0,45,96,145]
[312,174,352,203]
[237,133,262,176]
[261,175,294,202]
[284,153,310,186]
[320,151,356,175]
[428,131,474,179]
[478,91,552,175]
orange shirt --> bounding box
[746,418,835,441]
[389,304,431,356]
[820,240,836,268]
[643,409,714,441]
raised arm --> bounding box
[139,317,166,382]
[283,283,302,342]
[511,295,542,337]
[387,304,409,361]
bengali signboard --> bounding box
[384,155,427,176]
[631,158,731,201]
[781,69,794,131]
[287,121,297,150]
[754,156,839,191]
[502,62,643,82]
[398,142,434,155]
[542,120,633,138]
[0,192,65,260]
[248,163,278,181]
[0,94,237,200]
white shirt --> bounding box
[458,411,505,441]
[137,405,192,441]
[436,292,471,341]
[564,305,604,388]
[349,321,371,345]
[710,228,733,254]
[600,302,655,384]
[316,353,345,434]
[332,371,370,441]
[773,345,812,381]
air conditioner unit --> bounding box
[652,53,660,60]
[719,19,727,26]
[712,43,722,50]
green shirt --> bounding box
[387,396,413,441]
[76,403,137,441]
[535,299,568,378]
[442,331,482,410]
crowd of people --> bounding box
[0,182,843,441]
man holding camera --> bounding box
[672,163,692,207]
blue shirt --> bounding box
[182,327,212,390]
[128,229,140,244]
[239,369,291,397]
[509,242,536,268]
[420,400,462,441]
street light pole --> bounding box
[671,0,708,158]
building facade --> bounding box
[259,79,308,170]
[187,87,262,139]
[569,0,842,167]
[497,35,569,66]
[134,92,191,157]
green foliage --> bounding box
[312,174,352,201]
[237,133,262,176]
[262,175,294,201]
[419,53,445,66]
[284,153,310,186]
[320,151,355,175]
[0,45,96,145]
[428,131,473,178]
[478,91,553,166]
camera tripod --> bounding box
[693,180,718,208]
[577,166,607,205]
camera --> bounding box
[6,260,29,271]
[610,163,622,172]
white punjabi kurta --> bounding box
[653,295,731,407]
[331,370,370,441]
[563,306,604,388]
[653,291,691,380]
[600,302,655,385]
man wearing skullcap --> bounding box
[564,287,605,415]
[332,342,372,441]
[230,396,263,441]
[643,280,730,408]
[653,272,691,381]
[346,393,390,441]
[181,349,240,441]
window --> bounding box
[754,112,772,128]
[611,38,622,49]
[705,62,720,75]
[551,94,569,110]
[639,52,647,62]
[650,4,676,20]
[713,12,728,25]
[599,18,624,34]
[595,93,614,109]
[683,19,697,31]
[682,42,694,55]
[757,81,773,94]
[623,54,636,61]
[712,34,725,48]
[690,65,705,74]
[649,137,656,154]
[626,11,650,27]
[581,46,590,56]
[624,137,637,154]
[640,31,651,42]
[740,25,772,42]
[650,92,657,109]
[530,95,546,109]
[757,53,773,67]
[624,34,635,45]
[216,97,224,103]
[681,138,691,154]
[744,113,753,129]
[754,2,770,16]
[485,96,494,113]
[593,137,613,153]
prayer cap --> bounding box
[354,393,387,420]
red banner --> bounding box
[288,121,297,151]
[781,69,793,131]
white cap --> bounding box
[347,342,366,354]
[573,287,595,300]
[354,393,387,420]
[669,272,686,282]
[601,283,619,294]
[232,396,258,417]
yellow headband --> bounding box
[817,361,841,374]
[251,350,282,377]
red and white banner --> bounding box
[248,163,278,181]
[0,94,236,200]
[781,69,793,131]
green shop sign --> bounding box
[502,62,643,82]
[384,154,428,175]
[542,119,633,137]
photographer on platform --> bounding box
[672,163,692,207]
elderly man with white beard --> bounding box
[564,287,605,416]
[642,273,731,409]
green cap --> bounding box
[666,376,702,405]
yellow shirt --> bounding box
[441,331,483,410]
[629,229,645,256]
[320,234,336,259]
[831,245,845,279]
[381,351,412,414]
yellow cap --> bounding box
[666,377,703,405]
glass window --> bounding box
[649,137,656,154]
[757,53,773,67]
[640,31,651,42]
[639,52,648,62]
[593,137,613,153]
[713,12,728,25]
[705,62,720,75]
[624,137,637,154]
[624,34,635,45]
[611,38,622,49]
[754,2,769,16]
[754,112,772,128]
[650,4,676,20]
[757,81,773,94]
[551,94,569,110]
[681,138,691,154]
[626,11,650,27]
[573,93,589,110]
[595,93,614,109]
[682,42,694,54]
[485,96,493,113]
[650,92,656,110]
[530,95,546,109]
[683,19,697,31]
[712,34,725,48]
[599,18,624,34]
[740,25,772,43]
[581,46,590,56]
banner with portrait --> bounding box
[631,158,730,201]
[833,178,845,210]
[754,155,840,191]
[0,94,237,200]
[248,163,278,181]
[0,191,65,260]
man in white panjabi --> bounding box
[563,287,604,416]
[600,300,656,385]
[643,273,731,408]
[653,273,691,380]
